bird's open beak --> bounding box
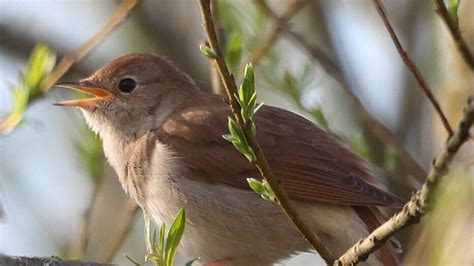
[54,81,115,107]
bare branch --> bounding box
[373,0,453,136]
[245,0,306,66]
[76,183,102,258]
[198,0,334,263]
[0,255,112,266]
[41,0,140,92]
[335,97,474,265]
[255,0,427,182]
[98,200,140,263]
[434,0,474,71]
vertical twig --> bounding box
[76,183,102,258]
[198,0,334,263]
[98,200,140,263]
[255,0,428,182]
[434,0,474,71]
[336,97,474,265]
[373,0,453,136]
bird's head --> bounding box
[55,53,198,137]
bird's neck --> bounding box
[83,86,205,181]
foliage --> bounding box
[0,44,56,134]
[127,209,187,266]
[221,63,275,203]
[75,126,105,185]
[246,178,275,203]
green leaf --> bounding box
[164,208,185,266]
[199,44,217,59]
[24,43,56,99]
[311,107,330,133]
[0,44,56,134]
[246,178,276,203]
[158,223,166,258]
[447,0,460,28]
[224,32,242,72]
[185,258,199,266]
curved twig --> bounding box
[41,0,140,91]
[98,200,140,263]
[335,97,474,265]
[434,0,474,71]
[254,0,427,183]
[198,0,334,263]
[373,0,453,136]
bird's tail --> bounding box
[352,206,401,266]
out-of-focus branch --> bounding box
[255,0,427,182]
[373,0,453,137]
[98,200,140,263]
[76,183,102,258]
[335,97,474,265]
[0,0,140,134]
[434,0,474,71]
[199,0,334,263]
[0,255,112,266]
[244,0,306,66]
[41,0,140,92]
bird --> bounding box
[55,54,405,265]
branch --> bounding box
[41,0,140,92]
[76,183,102,258]
[244,0,306,67]
[98,200,140,263]
[255,0,427,182]
[0,0,140,134]
[335,97,474,265]
[0,255,112,266]
[198,0,334,263]
[373,0,453,136]
[434,0,474,71]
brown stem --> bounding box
[335,97,474,265]
[199,0,333,263]
[244,0,306,67]
[98,200,140,263]
[372,0,453,137]
[255,0,427,182]
[76,183,102,258]
[41,0,140,92]
[434,0,474,71]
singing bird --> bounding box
[56,54,404,265]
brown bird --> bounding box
[55,54,404,265]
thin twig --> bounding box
[373,0,453,137]
[244,0,306,67]
[335,97,474,265]
[255,0,428,182]
[434,0,474,71]
[40,0,140,92]
[209,59,225,94]
[198,0,334,263]
[99,200,140,263]
[76,183,102,258]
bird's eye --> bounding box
[118,78,137,93]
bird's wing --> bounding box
[155,96,405,207]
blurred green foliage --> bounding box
[128,209,187,266]
[0,44,56,134]
[75,127,105,186]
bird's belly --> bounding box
[143,172,309,265]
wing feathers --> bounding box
[155,95,405,207]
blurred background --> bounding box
[0,0,473,265]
